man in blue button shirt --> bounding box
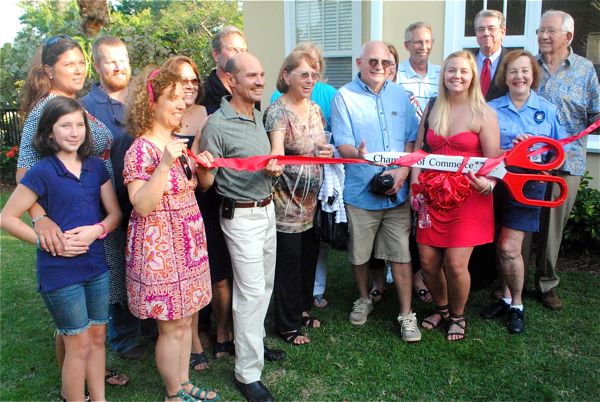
[82,36,148,362]
[331,41,420,342]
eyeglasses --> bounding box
[408,40,433,46]
[536,28,564,36]
[476,25,500,34]
[367,58,392,69]
[43,34,74,49]
[289,71,320,81]
[181,78,199,86]
[179,154,192,180]
[221,45,247,54]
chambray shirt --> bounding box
[270,81,337,130]
[489,91,567,151]
[536,49,600,176]
[331,75,418,211]
[21,156,110,292]
[396,60,440,112]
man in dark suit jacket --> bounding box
[473,9,508,102]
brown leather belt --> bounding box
[234,194,273,208]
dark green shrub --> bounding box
[0,145,18,185]
[562,171,600,254]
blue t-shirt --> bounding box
[21,156,110,292]
[489,91,567,151]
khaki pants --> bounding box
[220,202,277,383]
[523,174,581,293]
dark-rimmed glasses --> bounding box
[179,155,192,180]
[43,34,74,49]
[367,58,392,69]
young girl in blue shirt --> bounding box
[1,96,122,402]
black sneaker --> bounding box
[480,299,510,320]
[506,308,525,334]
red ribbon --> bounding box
[186,120,600,174]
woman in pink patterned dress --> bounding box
[124,67,219,402]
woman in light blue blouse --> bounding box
[483,50,567,335]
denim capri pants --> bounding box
[40,271,109,336]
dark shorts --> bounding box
[196,186,233,283]
[497,174,546,233]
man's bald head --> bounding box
[225,52,265,105]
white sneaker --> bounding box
[397,311,422,342]
[349,297,373,325]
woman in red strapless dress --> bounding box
[410,51,501,341]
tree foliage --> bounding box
[0,0,243,109]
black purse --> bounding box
[313,201,348,251]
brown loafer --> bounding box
[541,288,563,310]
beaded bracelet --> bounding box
[32,214,47,225]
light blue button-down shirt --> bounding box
[396,59,440,113]
[331,75,418,210]
[489,91,567,152]
[476,47,503,80]
[536,49,600,176]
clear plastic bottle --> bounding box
[417,194,432,229]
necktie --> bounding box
[480,57,491,97]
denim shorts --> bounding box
[40,271,109,336]
[498,178,546,233]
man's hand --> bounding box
[34,216,66,256]
[382,167,410,195]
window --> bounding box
[443,0,542,57]
[284,0,361,89]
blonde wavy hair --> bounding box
[431,50,488,136]
[125,66,181,138]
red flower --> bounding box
[412,170,472,212]
[6,150,15,158]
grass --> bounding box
[1,187,600,401]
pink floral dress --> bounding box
[123,138,211,320]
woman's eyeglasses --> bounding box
[367,58,392,69]
[43,34,74,49]
[179,155,192,180]
[181,78,199,86]
[290,71,320,81]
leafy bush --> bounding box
[0,145,18,185]
[562,171,600,253]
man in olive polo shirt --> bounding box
[197,52,283,402]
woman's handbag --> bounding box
[313,201,348,251]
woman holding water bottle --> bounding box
[481,50,566,335]
[264,50,333,345]
[409,51,500,341]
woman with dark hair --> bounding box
[2,96,122,402]
[16,34,130,391]
[264,50,333,345]
[482,50,566,334]
[124,67,218,401]
[410,50,500,341]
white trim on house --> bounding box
[370,0,383,41]
[443,0,542,57]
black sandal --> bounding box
[301,315,321,328]
[422,304,449,330]
[190,352,209,371]
[105,369,129,386]
[446,312,467,341]
[212,340,235,359]
[278,329,309,345]
[369,289,384,303]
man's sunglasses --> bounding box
[367,58,392,69]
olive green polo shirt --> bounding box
[200,96,272,201]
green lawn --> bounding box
[1,188,599,401]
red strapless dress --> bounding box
[416,130,494,248]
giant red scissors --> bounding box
[364,137,567,207]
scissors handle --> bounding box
[504,173,567,207]
[504,137,565,171]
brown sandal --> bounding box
[446,312,467,341]
[105,369,129,386]
[421,304,449,330]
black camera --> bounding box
[370,172,396,201]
